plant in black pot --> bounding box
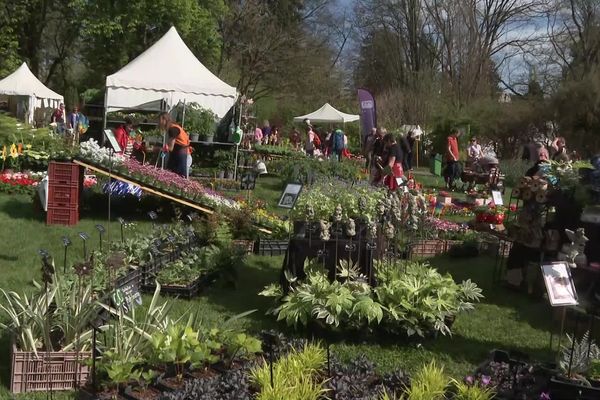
[549,331,600,399]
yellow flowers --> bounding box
[1,146,6,161]
[9,144,18,159]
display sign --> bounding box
[112,283,142,313]
[278,183,303,209]
[541,262,578,307]
[491,191,503,206]
[104,129,122,153]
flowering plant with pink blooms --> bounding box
[119,158,239,210]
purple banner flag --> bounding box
[357,88,377,147]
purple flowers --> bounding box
[481,375,491,386]
[540,392,551,400]
[464,374,491,387]
[121,159,238,209]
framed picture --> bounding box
[104,129,122,153]
[541,262,578,307]
[491,190,503,206]
[278,183,303,209]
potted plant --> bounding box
[213,150,234,179]
[181,103,217,142]
[1,270,97,394]
[490,206,507,224]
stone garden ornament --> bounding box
[557,228,589,268]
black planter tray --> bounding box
[78,387,127,400]
[122,385,162,400]
[549,376,600,400]
[141,241,204,286]
[114,268,142,291]
[256,239,289,256]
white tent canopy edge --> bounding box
[293,103,360,124]
[104,26,237,125]
[0,62,64,124]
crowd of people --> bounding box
[362,127,416,190]
[50,103,89,136]
[247,119,351,161]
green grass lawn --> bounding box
[0,173,550,399]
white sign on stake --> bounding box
[541,262,578,307]
[491,190,503,206]
[104,129,122,153]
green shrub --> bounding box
[402,361,448,400]
[260,259,483,337]
[269,156,365,184]
[251,343,327,400]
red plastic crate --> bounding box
[48,185,79,206]
[48,162,80,186]
[46,205,79,226]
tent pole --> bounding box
[102,88,108,130]
[181,100,187,128]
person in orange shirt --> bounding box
[444,128,461,190]
[158,112,191,177]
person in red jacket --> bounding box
[113,117,134,154]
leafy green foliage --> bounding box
[450,378,495,400]
[172,102,217,137]
[251,343,327,400]
[291,182,386,221]
[375,261,483,336]
[261,259,483,337]
[79,0,226,87]
[402,361,448,400]
[0,270,98,354]
[254,144,297,157]
[270,156,366,186]
[559,331,600,377]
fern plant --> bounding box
[559,331,600,378]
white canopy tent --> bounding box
[104,26,237,124]
[293,103,360,124]
[0,62,64,124]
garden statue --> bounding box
[306,204,315,221]
[345,218,356,237]
[366,222,377,243]
[558,228,589,268]
[319,220,331,241]
[333,204,343,223]
[384,221,395,239]
[358,196,367,211]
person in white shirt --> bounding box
[467,137,483,163]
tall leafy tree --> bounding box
[80,0,226,88]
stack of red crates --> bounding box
[47,162,81,225]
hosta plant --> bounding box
[260,260,384,330]
[261,259,483,337]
